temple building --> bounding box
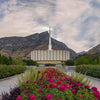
[31,27,70,66]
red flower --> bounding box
[93,91,100,99]
[84,85,90,89]
[16,96,22,100]
[29,94,36,100]
[45,94,53,99]
[92,87,97,91]
[38,70,41,74]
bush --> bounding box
[64,59,74,66]
[75,65,100,78]
[2,68,99,100]
[0,65,26,79]
[23,59,37,66]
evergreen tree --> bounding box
[8,56,13,65]
[93,59,97,65]
[2,56,9,65]
[88,54,93,64]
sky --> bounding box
[0,0,100,53]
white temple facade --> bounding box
[31,26,70,65]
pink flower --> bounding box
[57,99,62,100]
[29,94,36,100]
[71,81,76,85]
[76,84,81,87]
[92,87,97,91]
[93,91,100,99]
[40,83,43,85]
[53,84,58,88]
[24,90,28,94]
[41,85,45,88]
[38,89,42,93]
[34,80,37,83]
[57,81,61,84]
[50,79,55,82]
[84,85,90,89]
[59,85,65,91]
[71,89,76,94]
[55,76,58,79]
[49,84,53,88]
[16,96,22,100]
[45,94,53,99]
[66,84,71,89]
[79,95,82,98]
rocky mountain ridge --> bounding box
[88,44,100,54]
[0,31,77,59]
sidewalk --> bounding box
[0,75,18,97]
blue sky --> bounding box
[0,0,100,52]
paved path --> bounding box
[0,75,18,98]
[0,71,100,98]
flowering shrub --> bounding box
[2,68,100,100]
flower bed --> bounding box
[75,65,100,78]
[2,68,100,100]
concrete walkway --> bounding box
[0,75,18,98]
[0,71,100,98]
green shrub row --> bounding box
[0,65,26,79]
[75,65,100,78]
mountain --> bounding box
[78,51,87,55]
[88,44,100,54]
[0,31,77,59]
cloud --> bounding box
[0,0,100,52]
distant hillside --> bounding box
[88,44,100,54]
[0,31,77,59]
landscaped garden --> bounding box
[1,68,100,100]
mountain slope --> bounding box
[0,31,77,59]
[88,44,100,54]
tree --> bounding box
[88,54,93,64]
[14,57,25,65]
[8,56,13,65]
[93,59,97,65]
[99,57,100,65]
[0,54,3,64]
[65,59,74,66]
[2,56,9,65]
[23,59,37,66]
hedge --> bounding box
[75,65,100,78]
[0,65,26,79]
